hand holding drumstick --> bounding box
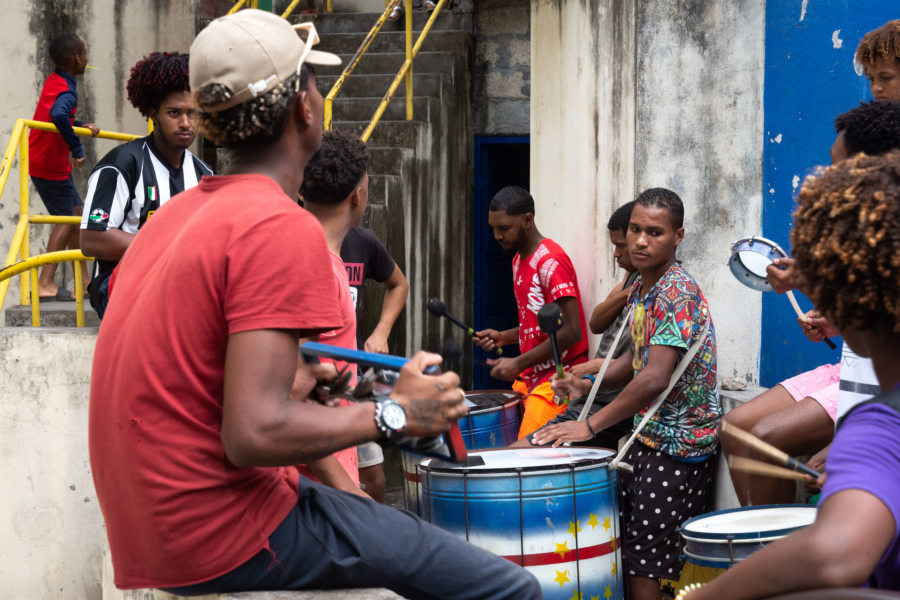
[720,420,824,481]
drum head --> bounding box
[729,236,788,292]
[681,504,816,541]
[464,390,521,411]
[420,447,614,475]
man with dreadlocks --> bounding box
[79,51,212,318]
[88,10,539,598]
[678,151,900,599]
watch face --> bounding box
[381,402,406,431]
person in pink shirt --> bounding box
[297,130,372,497]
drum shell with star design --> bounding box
[420,447,623,600]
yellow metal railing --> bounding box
[228,0,333,17]
[0,119,139,327]
[325,0,449,142]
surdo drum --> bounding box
[400,390,522,514]
[419,448,623,600]
[679,504,817,577]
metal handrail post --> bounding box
[18,122,30,306]
[405,0,413,121]
[227,0,249,15]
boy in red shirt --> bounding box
[476,185,589,438]
[30,33,99,300]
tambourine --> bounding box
[728,235,836,350]
[728,236,788,292]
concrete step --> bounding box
[332,119,425,148]
[5,301,99,327]
[367,146,409,177]
[365,173,404,206]
[292,10,473,35]
[331,94,438,123]
[316,29,470,55]
[317,72,446,101]
[316,51,456,77]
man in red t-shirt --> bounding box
[88,10,539,599]
[475,185,589,438]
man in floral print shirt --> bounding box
[536,187,720,600]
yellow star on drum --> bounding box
[611,561,617,576]
[602,516,611,532]
[591,595,600,600]
[555,541,571,559]
[604,585,613,600]
[567,520,582,537]
[569,591,583,600]
[587,513,599,529]
[554,570,571,588]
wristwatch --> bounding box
[374,396,407,443]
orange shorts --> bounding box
[513,379,566,439]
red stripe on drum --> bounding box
[501,537,620,567]
[403,471,421,483]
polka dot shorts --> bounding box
[619,442,717,579]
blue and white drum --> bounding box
[420,447,623,600]
[401,390,522,515]
[680,504,817,568]
[458,390,522,450]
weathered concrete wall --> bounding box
[530,0,636,355]
[634,0,764,382]
[0,328,101,599]
[530,0,763,382]
[0,1,201,318]
[473,0,530,135]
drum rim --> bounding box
[463,390,522,414]
[679,503,817,540]
[681,548,738,568]
[418,448,615,475]
[729,235,788,292]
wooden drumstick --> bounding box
[786,290,837,350]
[720,421,823,479]
[728,456,814,482]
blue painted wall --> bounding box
[761,1,896,386]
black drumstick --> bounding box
[537,303,569,405]
[427,297,503,356]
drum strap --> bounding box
[575,305,634,422]
[608,317,711,472]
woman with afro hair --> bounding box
[79,51,212,318]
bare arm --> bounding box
[484,297,583,382]
[364,264,409,353]
[689,489,895,599]
[305,455,369,498]
[80,228,135,261]
[590,276,631,334]
[221,329,467,467]
[535,345,675,446]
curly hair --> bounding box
[856,20,900,69]
[126,52,190,118]
[49,34,82,69]
[791,151,900,335]
[194,65,312,147]
[834,101,900,156]
[300,130,370,205]
[635,187,683,229]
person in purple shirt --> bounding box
[680,152,900,599]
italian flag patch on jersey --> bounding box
[148,186,158,202]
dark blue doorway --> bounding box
[473,136,529,390]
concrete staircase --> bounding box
[310,8,475,363]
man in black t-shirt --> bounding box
[340,226,409,353]
[339,225,409,502]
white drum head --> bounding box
[422,447,614,472]
[682,505,816,540]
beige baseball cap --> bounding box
[190,9,341,112]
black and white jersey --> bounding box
[80,135,213,281]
